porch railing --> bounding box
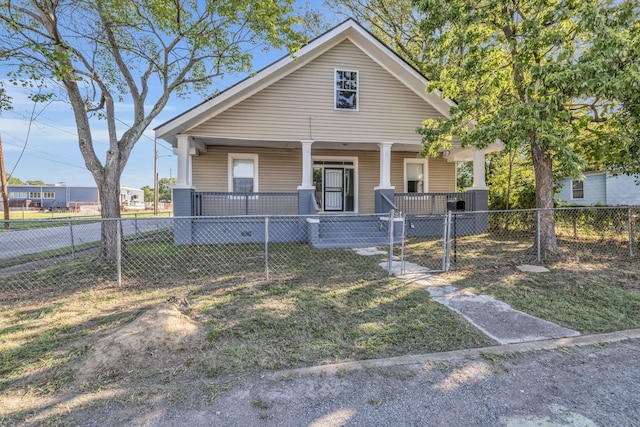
[192,192,299,216]
[394,192,476,215]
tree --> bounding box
[411,0,640,258]
[26,180,46,185]
[325,0,430,74]
[142,185,154,203]
[7,176,25,185]
[158,177,176,202]
[0,0,305,261]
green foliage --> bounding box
[141,185,154,203]
[486,149,536,210]
[26,180,46,185]
[7,176,25,185]
[0,84,11,112]
[326,0,431,74]
[158,177,176,202]
[141,177,176,202]
[413,0,640,179]
[456,161,473,192]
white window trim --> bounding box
[571,179,584,200]
[403,158,429,193]
[312,155,359,213]
[334,68,359,111]
[228,153,259,193]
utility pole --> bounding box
[0,133,10,228]
[153,137,159,215]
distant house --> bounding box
[556,172,640,206]
[6,184,144,210]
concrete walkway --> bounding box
[368,253,581,345]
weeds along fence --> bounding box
[0,207,638,298]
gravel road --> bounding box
[70,337,640,427]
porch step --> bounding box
[310,236,392,249]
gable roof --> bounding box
[155,19,455,146]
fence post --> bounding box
[536,209,541,263]
[387,209,394,276]
[68,219,76,259]
[401,215,406,276]
[443,211,452,272]
[629,207,634,257]
[134,213,139,235]
[265,216,269,279]
[116,219,122,286]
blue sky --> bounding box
[0,0,335,190]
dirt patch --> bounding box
[74,300,207,387]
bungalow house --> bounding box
[155,19,502,246]
[556,172,640,206]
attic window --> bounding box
[335,69,358,110]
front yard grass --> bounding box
[0,239,492,411]
[404,234,640,334]
[442,257,640,334]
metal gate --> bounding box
[400,213,451,272]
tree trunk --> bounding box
[530,138,558,258]
[96,170,123,262]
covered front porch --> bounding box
[172,136,493,218]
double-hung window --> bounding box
[335,70,358,110]
[228,153,258,193]
[404,159,428,193]
[572,180,584,199]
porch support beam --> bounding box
[298,140,315,190]
[175,134,194,189]
[471,148,488,190]
[375,142,394,190]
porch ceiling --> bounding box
[190,136,425,152]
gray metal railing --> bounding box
[192,192,298,216]
[380,192,398,211]
[394,192,476,215]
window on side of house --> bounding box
[404,159,428,193]
[572,180,584,199]
[29,192,40,198]
[43,192,55,199]
[9,192,27,198]
[228,153,258,193]
[335,69,358,110]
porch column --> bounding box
[298,140,314,190]
[376,142,394,189]
[471,148,488,189]
[175,134,193,188]
[375,142,395,213]
[468,148,489,212]
[173,134,195,244]
[298,140,316,215]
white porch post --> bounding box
[298,140,314,190]
[375,142,394,190]
[472,148,488,189]
[175,134,193,188]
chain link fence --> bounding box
[1,207,638,299]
